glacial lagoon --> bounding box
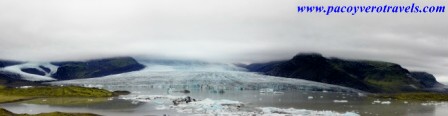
[1,87,448,116]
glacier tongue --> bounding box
[0,62,57,81]
[50,68,363,93]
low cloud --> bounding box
[0,0,447,81]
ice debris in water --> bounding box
[174,99,359,115]
[120,95,187,103]
[333,100,348,103]
[273,91,284,94]
[380,101,391,104]
[372,99,381,104]
[421,101,448,106]
[259,107,360,116]
[120,95,360,116]
[174,98,244,114]
[260,88,274,93]
[260,88,285,95]
[371,99,391,105]
[308,96,314,99]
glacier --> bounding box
[49,60,363,93]
[0,59,364,93]
[0,62,57,81]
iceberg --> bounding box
[333,100,348,103]
[259,88,274,93]
[380,101,391,104]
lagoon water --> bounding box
[1,87,448,116]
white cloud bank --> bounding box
[0,0,447,81]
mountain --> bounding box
[244,53,444,93]
[52,57,145,80]
[0,60,22,68]
[0,57,145,81]
[410,72,445,90]
[0,71,43,87]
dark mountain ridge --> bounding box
[0,57,145,81]
[0,60,22,68]
[51,57,145,80]
[244,53,445,93]
[0,71,44,87]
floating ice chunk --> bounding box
[372,99,381,104]
[380,101,391,104]
[308,96,314,99]
[333,100,348,103]
[273,91,284,94]
[260,88,274,93]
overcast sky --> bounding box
[0,0,447,81]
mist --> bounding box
[0,0,447,81]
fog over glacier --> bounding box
[0,0,447,81]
